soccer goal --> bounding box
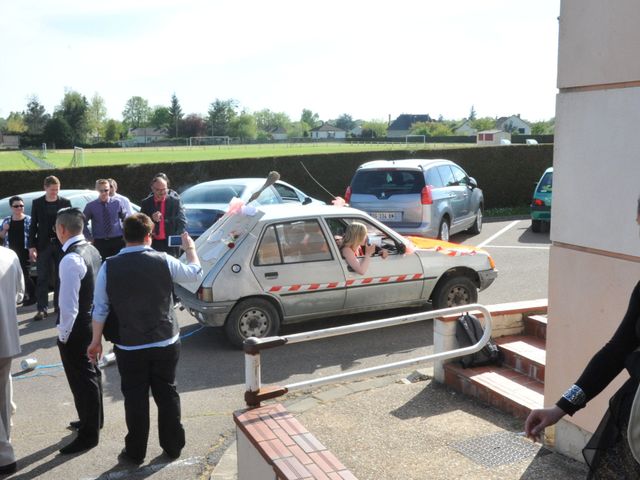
[189,136,230,147]
[70,146,84,167]
[405,135,426,144]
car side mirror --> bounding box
[468,177,478,189]
[397,243,406,254]
[302,197,312,205]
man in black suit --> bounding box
[139,173,186,256]
[28,176,72,321]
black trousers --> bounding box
[57,325,103,443]
[93,237,124,261]
[35,242,62,311]
[114,341,184,460]
[12,247,35,301]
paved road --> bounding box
[8,217,550,479]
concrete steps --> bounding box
[444,314,547,419]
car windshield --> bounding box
[182,184,246,204]
[537,172,553,193]
[351,170,425,197]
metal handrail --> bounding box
[243,304,492,407]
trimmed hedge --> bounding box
[0,145,552,209]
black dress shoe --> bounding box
[69,420,81,429]
[59,437,98,455]
[0,462,17,474]
[22,297,36,307]
[163,448,181,460]
[32,310,48,321]
[118,448,144,465]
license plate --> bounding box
[370,211,402,222]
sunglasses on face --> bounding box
[98,189,110,193]
[12,204,24,208]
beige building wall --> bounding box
[548,0,640,459]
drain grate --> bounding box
[452,431,543,468]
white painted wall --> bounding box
[547,0,640,459]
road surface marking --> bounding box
[482,245,550,250]
[477,220,520,248]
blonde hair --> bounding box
[342,222,367,250]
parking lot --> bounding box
[8,217,549,479]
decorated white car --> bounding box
[175,202,497,348]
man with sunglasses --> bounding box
[28,176,71,321]
[1,196,35,306]
[55,207,103,455]
[83,179,127,261]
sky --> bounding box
[0,0,560,124]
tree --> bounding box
[56,90,90,144]
[530,118,555,135]
[254,109,291,134]
[207,99,238,136]
[168,93,183,137]
[410,121,453,137]
[43,117,73,148]
[361,119,388,138]
[87,93,107,140]
[149,106,171,131]
[23,96,49,135]
[228,112,257,141]
[287,121,309,139]
[5,112,28,134]
[104,119,124,142]
[468,105,477,121]
[182,113,208,138]
[122,96,151,129]
[301,109,320,129]
[470,117,495,131]
[335,114,355,132]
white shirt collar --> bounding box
[62,234,86,252]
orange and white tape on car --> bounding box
[268,273,425,294]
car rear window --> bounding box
[351,170,425,197]
[537,172,553,193]
[181,185,245,203]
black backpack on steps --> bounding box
[455,313,504,368]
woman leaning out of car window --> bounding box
[340,222,388,275]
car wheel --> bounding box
[431,276,478,309]
[438,218,450,242]
[469,207,483,234]
[531,219,542,233]
[225,298,281,349]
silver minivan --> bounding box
[345,159,483,241]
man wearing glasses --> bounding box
[0,196,35,305]
[140,173,186,256]
[28,176,71,321]
[83,179,127,261]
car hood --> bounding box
[406,236,495,268]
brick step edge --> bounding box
[495,335,546,383]
[444,363,544,419]
[524,314,547,340]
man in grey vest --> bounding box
[55,207,103,455]
[87,213,202,464]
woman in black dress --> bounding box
[525,199,640,478]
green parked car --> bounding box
[531,167,552,233]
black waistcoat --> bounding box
[105,250,178,346]
[58,240,102,330]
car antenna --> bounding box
[299,161,336,199]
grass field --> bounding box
[0,151,40,171]
[1,142,475,171]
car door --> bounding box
[437,165,467,227]
[327,217,424,310]
[251,218,346,318]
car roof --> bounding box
[0,189,96,202]
[357,159,454,170]
[182,178,278,192]
[257,204,363,221]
